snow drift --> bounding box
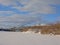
[0,32,60,45]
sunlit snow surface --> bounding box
[0,32,60,45]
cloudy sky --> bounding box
[0,0,60,28]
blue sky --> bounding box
[0,0,60,28]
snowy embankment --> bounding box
[0,32,60,45]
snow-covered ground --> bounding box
[0,32,60,45]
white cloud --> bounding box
[0,0,60,28]
[0,0,59,14]
[0,13,43,28]
[0,14,40,23]
[0,11,14,16]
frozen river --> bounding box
[0,32,60,45]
